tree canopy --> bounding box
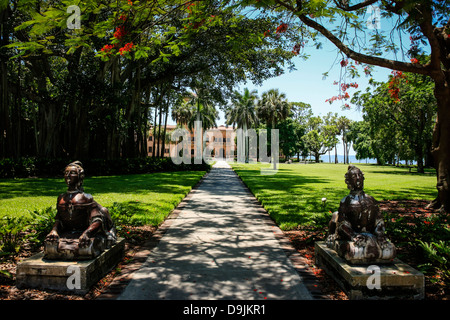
[0,0,298,160]
[352,67,436,171]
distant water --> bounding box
[318,155,416,165]
[319,155,377,164]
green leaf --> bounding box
[14,19,39,31]
[0,0,8,11]
[0,269,12,279]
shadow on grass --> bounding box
[233,166,436,230]
[0,171,205,200]
[369,170,436,176]
[233,168,339,229]
[367,186,436,201]
[0,178,63,200]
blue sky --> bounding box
[227,10,413,157]
[228,42,393,156]
[235,43,393,123]
[197,42,394,156]
[170,8,413,157]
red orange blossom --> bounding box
[119,42,134,55]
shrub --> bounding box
[27,207,57,247]
[418,240,450,282]
[0,157,211,178]
[0,216,30,258]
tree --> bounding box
[323,112,340,163]
[278,118,303,160]
[289,102,313,160]
[172,98,194,128]
[238,0,450,211]
[226,88,259,130]
[186,83,219,132]
[0,0,296,161]
[352,69,436,171]
[256,88,290,169]
[257,89,290,128]
[336,116,352,164]
[226,87,259,162]
[302,115,335,163]
[348,121,376,162]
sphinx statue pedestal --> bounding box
[16,238,125,294]
[315,241,424,300]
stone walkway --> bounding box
[100,161,322,300]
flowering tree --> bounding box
[238,0,450,213]
[0,0,296,160]
[352,69,437,171]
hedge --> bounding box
[0,157,212,178]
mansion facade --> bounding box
[148,125,237,159]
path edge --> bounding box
[96,170,210,300]
[229,167,330,300]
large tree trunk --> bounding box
[37,101,61,158]
[161,102,169,158]
[156,103,163,158]
[415,108,426,174]
[74,99,90,159]
[428,82,450,212]
[0,54,11,158]
[416,147,424,174]
[152,106,157,158]
[334,143,338,163]
[314,152,320,163]
[0,6,12,159]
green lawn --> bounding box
[231,162,437,230]
[0,163,438,230]
[0,171,206,226]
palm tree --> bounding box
[183,83,219,162]
[257,89,290,129]
[186,92,218,131]
[226,88,259,162]
[171,98,193,127]
[256,89,290,169]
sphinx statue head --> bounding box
[64,161,85,192]
[345,165,364,192]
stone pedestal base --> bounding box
[16,238,125,295]
[315,241,424,300]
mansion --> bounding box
[148,125,237,159]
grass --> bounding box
[230,162,437,230]
[0,171,206,226]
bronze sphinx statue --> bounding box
[326,165,396,264]
[44,161,117,260]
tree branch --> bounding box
[291,7,432,75]
[417,5,448,79]
[333,0,378,12]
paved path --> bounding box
[110,161,315,300]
